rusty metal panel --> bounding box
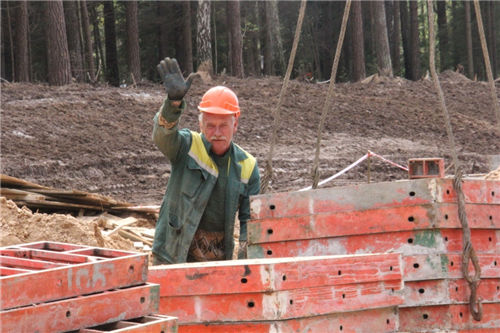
[178,306,399,333]
[399,303,500,331]
[436,179,500,204]
[449,278,500,304]
[248,230,447,259]
[250,179,437,220]
[0,242,148,310]
[78,315,177,333]
[441,229,499,254]
[148,253,401,297]
[0,283,159,332]
[438,204,500,229]
[158,281,403,323]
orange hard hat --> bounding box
[198,86,240,117]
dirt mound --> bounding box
[0,197,135,250]
[438,70,472,83]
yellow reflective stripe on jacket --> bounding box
[188,132,218,177]
[236,144,256,184]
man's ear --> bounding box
[233,117,239,133]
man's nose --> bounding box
[214,126,222,136]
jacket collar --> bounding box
[200,133,247,162]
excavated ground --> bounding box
[1,72,499,248]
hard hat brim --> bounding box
[198,106,240,117]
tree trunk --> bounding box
[437,0,449,71]
[46,0,71,86]
[126,1,141,83]
[225,3,232,75]
[80,0,95,82]
[227,0,243,78]
[400,0,411,79]
[182,1,194,74]
[64,1,84,82]
[351,0,365,81]
[486,1,497,78]
[373,0,393,77]
[157,2,169,61]
[262,1,273,75]
[89,2,103,80]
[408,0,420,80]
[103,1,119,86]
[196,0,212,73]
[392,0,401,75]
[267,0,285,75]
[464,0,474,78]
[15,0,29,82]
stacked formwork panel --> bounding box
[0,241,177,333]
[247,178,500,332]
[149,253,404,332]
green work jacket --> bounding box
[151,100,260,264]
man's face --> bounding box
[200,113,238,155]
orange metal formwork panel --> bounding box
[0,283,159,333]
[77,315,177,333]
[248,204,500,245]
[437,179,500,204]
[399,303,500,331]
[0,241,148,310]
[441,229,499,254]
[179,306,399,333]
[402,279,500,307]
[148,253,401,297]
[159,280,403,323]
[404,253,500,281]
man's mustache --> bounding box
[210,136,227,141]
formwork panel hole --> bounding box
[269,204,276,210]
[409,191,416,197]
[289,299,293,305]
[444,214,448,220]
[497,286,499,291]
[413,263,420,269]
[247,301,255,308]
[459,312,463,318]
[391,288,394,292]
[140,297,145,304]
[267,229,273,234]
[338,270,342,275]
[266,250,273,256]
[66,310,71,318]
[495,261,497,266]
[446,189,450,195]
[455,286,459,292]
[340,325,343,331]
[386,319,390,324]
[282,275,287,281]
[444,236,448,241]
[492,191,496,197]
[241,278,248,284]
[423,314,429,319]
[129,265,134,274]
[489,237,492,242]
[450,261,454,266]
[418,288,425,294]
[342,294,345,299]
[390,266,393,271]
[489,215,493,220]
[408,216,415,222]
[408,238,414,244]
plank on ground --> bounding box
[158,280,403,323]
[399,303,500,331]
[0,283,159,332]
[248,204,500,244]
[148,253,401,296]
[178,306,399,333]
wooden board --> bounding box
[148,253,401,296]
[248,204,500,245]
[0,283,159,332]
[178,306,399,333]
[158,280,403,323]
[0,242,147,310]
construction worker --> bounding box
[151,58,260,265]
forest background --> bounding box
[2,0,499,86]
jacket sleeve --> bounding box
[238,162,260,242]
[152,98,187,163]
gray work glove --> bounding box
[157,57,197,101]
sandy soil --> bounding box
[1,72,499,249]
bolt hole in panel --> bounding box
[0,241,148,310]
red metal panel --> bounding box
[437,179,500,204]
[250,179,437,220]
[248,230,447,259]
[148,253,401,296]
[158,280,403,323]
[449,278,500,303]
[442,229,499,254]
[399,303,500,331]
[404,254,500,281]
[178,306,399,333]
[0,242,148,310]
[0,283,159,332]
[17,241,90,252]
[78,315,177,333]
[438,204,500,229]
